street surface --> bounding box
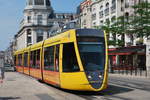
[0,72,150,100]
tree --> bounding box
[101,1,150,47]
[131,1,150,38]
[101,16,129,47]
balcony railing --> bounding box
[19,19,54,30]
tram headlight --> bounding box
[88,75,92,79]
[99,75,102,78]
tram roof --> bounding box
[14,29,104,55]
[14,48,26,55]
[76,29,104,37]
[30,41,43,51]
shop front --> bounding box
[109,45,147,76]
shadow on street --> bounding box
[0,97,20,100]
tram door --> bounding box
[43,45,60,86]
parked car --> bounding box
[4,64,15,72]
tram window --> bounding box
[63,43,80,72]
[24,52,28,67]
[36,49,40,69]
[44,46,54,71]
[32,51,36,68]
[30,51,33,68]
[78,42,105,71]
[55,45,59,72]
[18,54,22,66]
[30,50,40,69]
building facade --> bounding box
[80,0,92,28]
[15,0,76,50]
[79,0,150,77]
[80,0,150,46]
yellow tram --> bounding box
[14,29,108,91]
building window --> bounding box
[125,0,129,8]
[121,0,124,11]
[99,11,103,18]
[100,20,103,26]
[37,15,43,25]
[105,3,109,16]
[27,29,32,46]
[111,0,116,13]
[46,0,51,6]
[27,16,31,23]
[83,20,86,26]
[112,0,115,4]
[36,29,43,42]
[92,13,96,21]
[34,0,44,5]
[100,5,103,10]
[28,0,33,5]
[93,22,96,27]
[106,19,110,25]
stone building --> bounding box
[79,0,150,46]
[80,0,92,28]
[78,0,150,77]
[15,0,76,50]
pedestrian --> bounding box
[0,67,5,83]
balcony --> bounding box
[19,19,53,30]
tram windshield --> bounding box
[78,39,105,71]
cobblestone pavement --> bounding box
[0,72,150,100]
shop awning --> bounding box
[109,45,146,56]
[109,52,133,55]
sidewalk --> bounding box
[109,73,150,79]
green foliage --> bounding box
[108,40,116,46]
[117,39,124,47]
[101,1,150,47]
[101,16,127,47]
[131,1,150,37]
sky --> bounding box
[0,0,83,51]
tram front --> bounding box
[76,29,108,91]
